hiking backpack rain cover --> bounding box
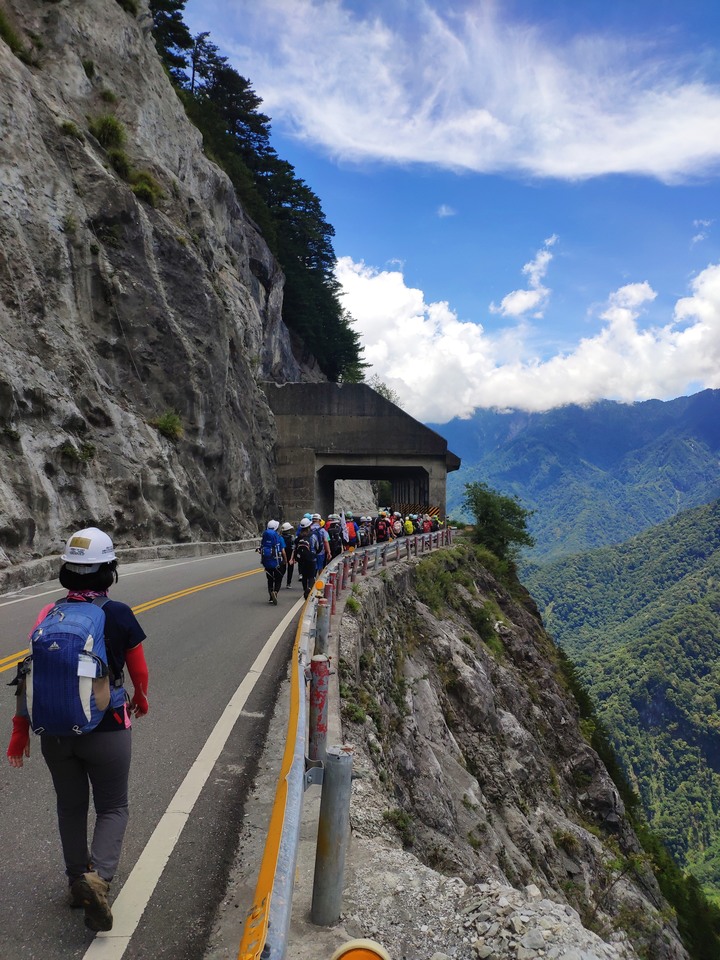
[23,598,121,736]
[260,530,281,569]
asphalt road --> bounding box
[0,550,303,960]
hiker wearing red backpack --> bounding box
[6,526,149,935]
[375,510,391,543]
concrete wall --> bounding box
[263,383,460,522]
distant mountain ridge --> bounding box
[523,499,720,894]
[433,389,720,561]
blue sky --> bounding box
[184,0,720,422]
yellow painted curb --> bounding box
[330,939,392,960]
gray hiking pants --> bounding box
[41,729,132,884]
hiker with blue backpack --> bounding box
[259,519,287,604]
[6,526,149,934]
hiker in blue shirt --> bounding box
[259,520,287,605]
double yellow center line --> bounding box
[0,567,261,674]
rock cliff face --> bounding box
[0,0,321,564]
[338,545,688,959]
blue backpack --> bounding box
[260,530,282,569]
[22,598,124,736]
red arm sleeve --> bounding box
[125,643,149,716]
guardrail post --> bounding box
[381,544,388,567]
[324,579,334,613]
[374,545,380,567]
[315,598,330,655]
[395,541,400,561]
[413,537,418,556]
[328,572,337,615]
[341,559,349,590]
[350,554,357,583]
[405,539,410,560]
[311,744,354,926]
[361,552,368,576]
[309,655,330,763]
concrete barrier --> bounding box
[0,538,261,597]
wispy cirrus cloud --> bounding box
[692,218,713,244]
[490,235,557,319]
[336,256,720,421]
[208,0,720,182]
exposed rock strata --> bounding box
[337,549,688,959]
[0,0,322,563]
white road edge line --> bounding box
[81,597,304,960]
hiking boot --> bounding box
[67,884,84,908]
[71,871,113,932]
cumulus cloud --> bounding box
[490,236,557,319]
[336,257,720,422]
[210,0,720,181]
[437,204,456,218]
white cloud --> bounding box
[437,204,456,218]
[336,256,720,422]
[490,236,556,319]
[212,1,720,181]
[692,218,713,244]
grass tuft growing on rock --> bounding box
[151,410,183,441]
[131,170,163,206]
[89,114,126,149]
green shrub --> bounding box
[345,595,360,615]
[89,114,126,149]
[342,701,366,724]
[60,441,96,463]
[107,148,131,179]
[553,829,582,856]
[131,170,163,206]
[82,59,95,79]
[60,120,83,140]
[151,410,183,441]
[383,808,414,847]
[0,11,24,57]
[100,89,117,104]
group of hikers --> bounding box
[259,509,444,602]
[4,510,446,936]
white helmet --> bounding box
[61,527,116,573]
[299,517,312,528]
[281,522,293,532]
[267,520,280,531]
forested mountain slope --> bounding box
[524,499,720,893]
[437,391,720,560]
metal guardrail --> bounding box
[237,527,454,960]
